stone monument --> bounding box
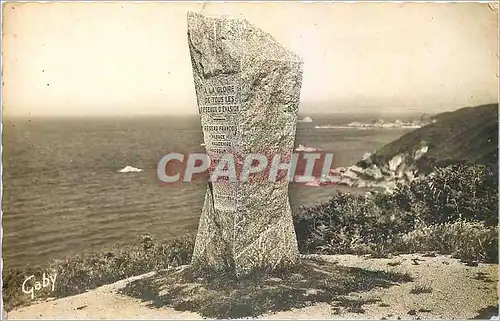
[187,11,303,276]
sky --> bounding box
[2,2,499,117]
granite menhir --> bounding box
[187,11,303,276]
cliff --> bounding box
[330,104,498,192]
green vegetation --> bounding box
[120,258,412,319]
[2,234,195,312]
[4,162,496,313]
[294,163,498,262]
[3,104,498,315]
[361,104,498,170]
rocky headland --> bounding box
[323,104,498,193]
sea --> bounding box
[2,114,418,269]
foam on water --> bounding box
[117,166,143,173]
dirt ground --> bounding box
[6,254,498,320]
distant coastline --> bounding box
[314,118,435,130]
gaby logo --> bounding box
[22,273,57,299]
[157,151,337,184]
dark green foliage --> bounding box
[294,163,498,262]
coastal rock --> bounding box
[331,167,347,175]
[188,12,302,275]
[117,166,143,173]
[414,145,429,160]
[360,165,383,180]
[371,181,398,194]
[389,155,403,172]
[298,116,313,123]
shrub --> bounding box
[410,285,433,294]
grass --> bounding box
[409,285,433,294]
[471,305,499,319]
[120,258,412,319]
[294,163,498,263]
